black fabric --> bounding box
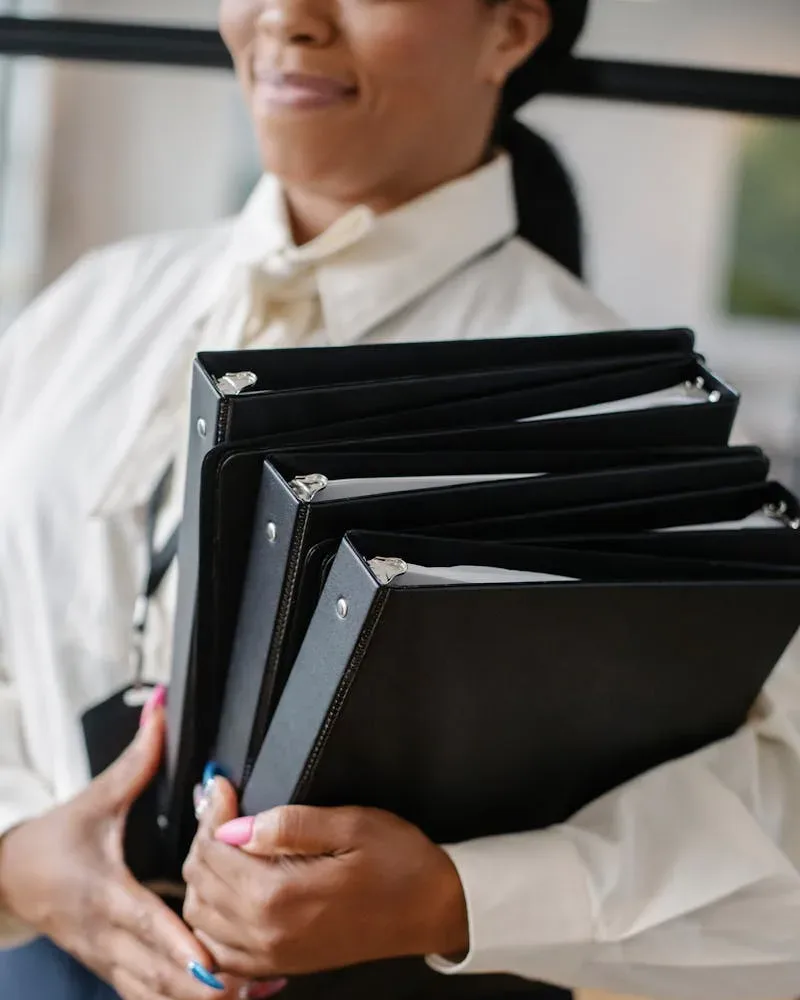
[498,0,590,276]
[496,118,584,278]
[146,464,179,600]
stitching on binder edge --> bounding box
[216,398,231,444]
[243,504,313,786]
[295,589,390,802]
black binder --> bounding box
[242,529,800,837]
[155,327,800,998]
[212,446,767,787]
[164,330,724,849]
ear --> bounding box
[481,0,553,88]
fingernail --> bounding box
[187,961,225,992]
[139,685,167,729]
[202,762,227,787]
[243,980,289,999]
[194,763,228,820]
[216,816,255,847]
[193,783,205,817]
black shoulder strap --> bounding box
[145,464,180,599]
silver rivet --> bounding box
[266,522,277,543]
[196,418,207,438]
[157,814,169,831]
[708,390,722,403]
[336,598,349,620]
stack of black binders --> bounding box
[158,328,800,997]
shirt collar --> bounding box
[224,153,518,346]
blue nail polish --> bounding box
[202,762,227,787]
[187,960,225,992]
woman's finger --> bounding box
[215,805,363,859]
[184,884,263,955]
[196,774,239,835]
[182,862,243,924]
[105,875,224,992]
[195,929,277,982]
[111,965,170,1000]
[187,829,274,902]
[108,927,235,1000]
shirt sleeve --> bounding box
[428,635,800,1000]
[0,252,110,948]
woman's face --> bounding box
[220,0,549,205]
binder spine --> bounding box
[296,587,391,802]
[241,496,313,785]
[164,364,261,859]
[241,539,383,816]
[214,465,303,786]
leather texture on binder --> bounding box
[213,447,767,786]
[245,359,737,449]
[244,530,800,838]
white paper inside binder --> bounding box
[318,472,543,502]
[392,564,579,587]
[519,383,711,423]
[657,511,783,532]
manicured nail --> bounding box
[242,980,289,999]
[202,762,227,787]
[216,816,255,847]
[139,685,167,729]
[195,763,228,820]
[193,783,206,818]
[187,961,225,992]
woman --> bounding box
[2,2,800,1000]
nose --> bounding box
[257,0,336,47]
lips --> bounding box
[253,70,358,109]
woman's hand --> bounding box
[0,694,242,1000]
[182,777,469,981]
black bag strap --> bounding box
[130,463,180,685]
[145,465,180,600]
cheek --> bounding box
[353,13,481,112]
[218,0,259,62]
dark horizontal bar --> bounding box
[1,16,799,120]
[545,57,800,120]
[0,16,232,69]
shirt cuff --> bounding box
[426,827,595,980]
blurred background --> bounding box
[1,0,799,482]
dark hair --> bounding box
[496,116,584,280]
[489,0,590,278]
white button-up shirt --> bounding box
[1,154,800,1000]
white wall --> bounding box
[524,0,800,477]
[40,0,242,284]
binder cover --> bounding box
[243,530,800,839]
[213,447,766,786]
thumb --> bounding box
[216,805,361,858]
[88,686,166,814]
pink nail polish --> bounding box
[215,816,255,847]
[139,684,167,729]
[246,980,288,999]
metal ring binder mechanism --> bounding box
[217,371,259,396]
[367,557,410,586]
[765,501,800,530]
[685,376,722,404]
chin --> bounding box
[256,124,370,195]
